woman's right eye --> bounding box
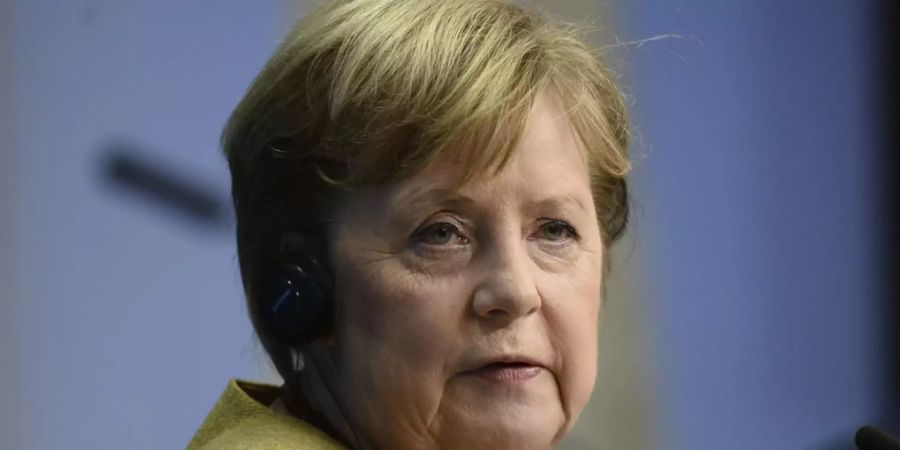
[412,222,468,247]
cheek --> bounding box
[336,264,460,367]
[544,256,603,422]
[332,256,466,427]
[561,299,600,417]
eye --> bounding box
[412,222,468,246]
[535,219,579,242]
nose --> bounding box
[471,238,541,324]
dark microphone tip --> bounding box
[856,425,900,450]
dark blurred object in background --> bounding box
[881,0,900,429]
[99,140,231,231]
[855,426,900,450]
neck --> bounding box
[287,343,375,450]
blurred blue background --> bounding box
[0,0,894,449]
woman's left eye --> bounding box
[535,220,579,242]
[412,222,468,247]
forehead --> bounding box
[392,93,591,206]
[330,92,597,242]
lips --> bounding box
[463,357,546,383]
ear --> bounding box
[257,231,335,345]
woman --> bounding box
[188,0,630,448]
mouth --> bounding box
[464,359,545,383]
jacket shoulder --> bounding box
[187,379,345,450]
[194,415,344,450]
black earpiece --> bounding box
[257,234,334,345]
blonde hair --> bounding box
[223,0,631,380]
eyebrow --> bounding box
[397,186,589,216]
[399,187,476,212]
[525,195,589,215]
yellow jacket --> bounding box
[187,379,346,449]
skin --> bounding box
[315,92,604,449]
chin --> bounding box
[454,427,557,450]
[486,416,560,450]
[437,405,563,450]
[430,369,569,449]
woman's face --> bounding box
[328,93,604,449]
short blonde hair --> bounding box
[223,0,630,379]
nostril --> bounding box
[471,278,541,320]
